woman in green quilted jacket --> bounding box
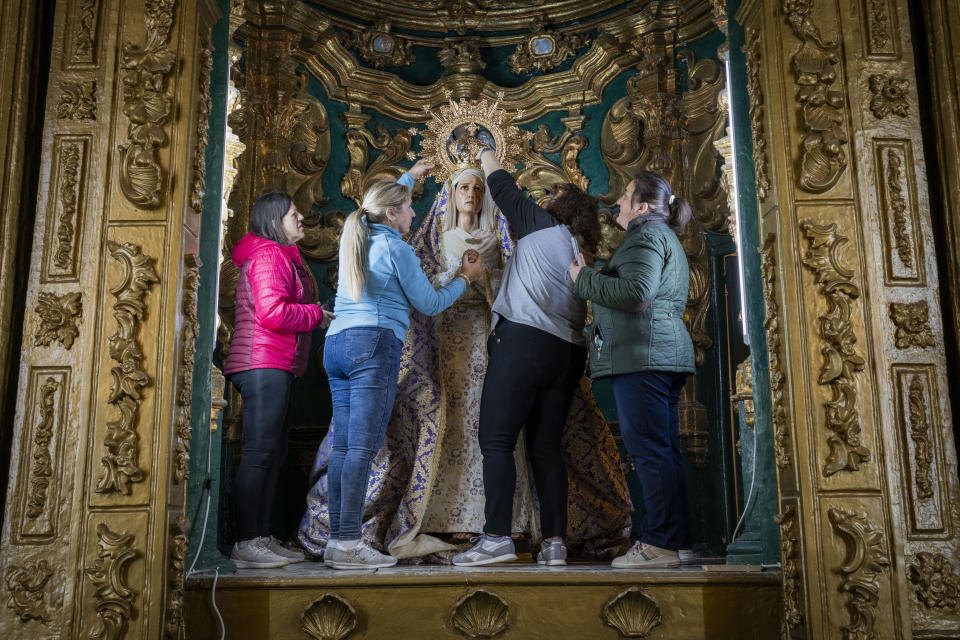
[568,170,695,569]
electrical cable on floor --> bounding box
[186,478,213,576]
[730,430,758,542]
[212,567,225,640]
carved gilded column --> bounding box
[732,0,960,637]
[0,0,222,637]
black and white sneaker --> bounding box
[452,534,518,567]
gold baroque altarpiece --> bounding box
[0,1,959,639]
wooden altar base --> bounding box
[184,561,781,639]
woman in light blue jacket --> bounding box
[322,177,485,570]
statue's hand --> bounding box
[461,250,485,282]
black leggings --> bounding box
[230,368,293,541]
[478,320,586,538]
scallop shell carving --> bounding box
[451,589,510,638]
[602,588,663,638]
[301,593,358,640]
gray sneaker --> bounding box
[537,539,567,566]
[266,536,306,564]
[325,541,397,570]
[678,548,697,564]
[452,534,518,567]
[230,537,290,569]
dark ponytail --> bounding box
[667,195,692,233]
[628,170,691,233]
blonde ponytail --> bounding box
[339,180,411,302]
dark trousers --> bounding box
[230,368,294,541]
[478,320,586,538]
[612,370,691,551]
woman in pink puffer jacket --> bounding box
[224,192,334,569]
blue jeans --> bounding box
[230,368,293,541]
[324,327,403,540]
[612,370,691,551]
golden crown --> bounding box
[408,90,530,184]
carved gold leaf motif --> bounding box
[72,0,98,64]
[301,592,358,640]
[163,516,189,639]
[55,141,83,271]
[907,376,935,500]
[340,19,415,69]
[889,301,936,349]
[775,506,804,631]
[117,0,178,209]
[884,149,913,269]
[34,291,83,349]
[828,508,890,639]
[602,587,663,637]
[191,39,214,216]
[800,221,869,476]
[3,560,54,623]
[84,524,142,640]
[26,377,59,519]
[173,256,200,484]
[783,0,848,193]
[745,28,770,202]
[57,81,97,121]
[868,0,891,51]
[508,17,587,75]
[97,241,159,495]
[451,589,510,638]
[908,552,960,611]
[762,236,790,469]
[868,74,909,119]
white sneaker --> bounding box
[266,536,306,564]
[611,542,680,569]
[231,537,290,569]
[325,541,397,570]
[452,534,518,567]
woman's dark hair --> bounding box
[545,183,602,254]
[249,192,294,244]
[629,170,692,232]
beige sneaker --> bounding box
[230,537,290,569]
[611,542,680,569]
[266,536,306,564]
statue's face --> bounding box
[455,174,485,218]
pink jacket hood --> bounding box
[232,232,303,268]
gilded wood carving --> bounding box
[744,28,770,202]
[300,593,358,640]
[508,17,587,75]
[173,256,200,484]
[866,0,892,53]
[84,524,142,640]
[54,140,84,273]
[25,377,59,519]
[889,301,937,349]
[339,19,414,69]
[907,376,934,500]
[3,560,54,623]
[451,589,510,639]
[884,148,912,269]
[516,119,589,205]
[775,506,804,632]
[762,235,790,469]
[908,552,960,611]
[868,74,909,119]
[783,0,849,193]
[800,221,869,476]
[164,516,189,639]
[602,587,663,638]
[828,508,890,639]
[56,80,97,121]
[190,38,213,216]
[34,291,82,349]
[69,0,100,66]
[118,0,178,209]
[342,120,414,205]
[97,241,159,495]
